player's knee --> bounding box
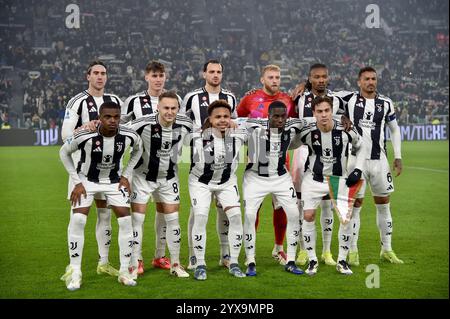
[374,195,390,204]
[244,208,258,223]
[113,206,130,218]
[71,212,87,228]
[303,210,315,222]
[94,199,107,208]
[225,206,241,219]
[354,198,364,207]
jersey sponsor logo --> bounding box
[142,104,152,109]
[162,141,171,150]
[88,106,97,113]
[156,149,173,158]
[97,162,115,169]
[358,112,376,129]
[320,148,337,164]
[200,101,209,107]
[93,146,102,152]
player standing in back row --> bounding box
[181,60,237,270]
[61,61,123,277]
[291,63,346,267]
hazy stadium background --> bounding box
[0,0,448,299]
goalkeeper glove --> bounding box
[346,168,362,187]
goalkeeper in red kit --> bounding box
[237,64,297,265]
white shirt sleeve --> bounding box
[59,137,82,184]
[387,120,402,159]
[122,135,143,179]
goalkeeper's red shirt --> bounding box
[237,89,297,118]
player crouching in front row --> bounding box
[59,101,143,290]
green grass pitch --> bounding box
[0,141,448,299]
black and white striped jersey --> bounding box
[344,93,396,159]
[295,89,345,119]
[189,128,246,185]
[61,90,123,142]
[130,113,193,182]
[245,118,306,177]
[300,120,364,182]
[60,126,142,184]
[181,87,237,128]
[121,90,183,123]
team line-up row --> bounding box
[58,60,403,291]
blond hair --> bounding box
[261,64,280,76]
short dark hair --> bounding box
[358,66,377,78]
[203,59,223,72]
[159,91,180,106]
[87,60,107,75]
[268,101,287,115]
[99,101,120,114]
[311,96,333,111]
[145,61,165,74]
[207,99,231,116]
[309,63,328,75]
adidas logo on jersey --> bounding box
[93,146,102,152]
[152,133,161,138]
[200,101,209,107]
[89,107,97,113]
[313,140,321,146]
[142,104,152,108]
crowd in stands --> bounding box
[0,0,448,128]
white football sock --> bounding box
[216,205,230,258]
[298,200,305,250]
[192,209,209,266]
[187,206,195,259]
[350,207,361,252]
[68,213,87,271]
[320,200,333,253]
[131,212,145,266]
[117,216,134,273]
[338,221,353,262]
[243,207,258,265]
[164,212,181,265]
[154,211,167,258]
[302,220,317,261]
[376,203,393,252]
[96,208,112,264]
[225,207,243,265]
[284,205,301,262]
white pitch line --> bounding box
[405,166,449,173]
